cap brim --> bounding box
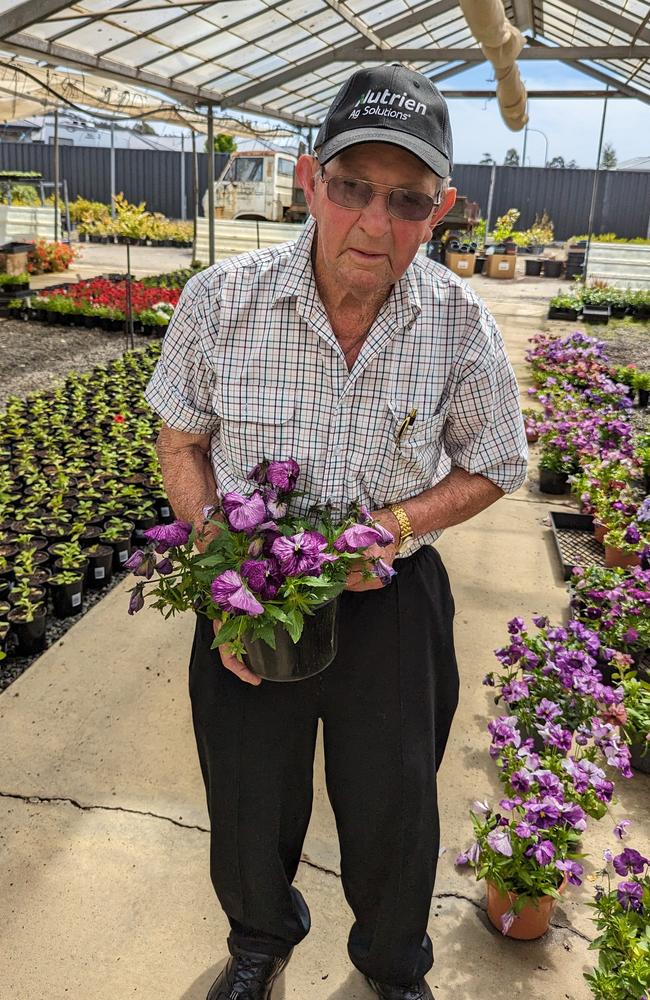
[315,128,450,177]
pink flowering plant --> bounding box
[125,458,395,658]
[456,794,585,934]
[584,822,650,999]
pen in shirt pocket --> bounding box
[397,407,418,441]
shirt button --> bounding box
[333,445,343,456]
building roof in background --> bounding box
[617,155,650,170]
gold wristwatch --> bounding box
[388,503,414,553]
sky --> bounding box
[442,61,650,168]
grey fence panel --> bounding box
[1,140,649,235]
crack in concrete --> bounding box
[0,789,210,833]
[0,790,594,944]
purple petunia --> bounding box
[210,570,265,616]
[143,519,192,552]
[271,530,335,577]
[222,491,268,533]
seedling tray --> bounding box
[549,511,603,580]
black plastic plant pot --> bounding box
[543,259,563,278]
[242,598,340,682]
[84,545,114,589]
[132,514,157,543]
[538,467,569,495]
[639,389,649,409]
[548,307,578,321]
[582,305,610,325]
[102,536,133,571]
[524,259,543,277]
[49,577,84,618]
[7,606,47,655]
[154,496,174,523]
[474,256,486,274]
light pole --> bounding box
[524,126,549,167]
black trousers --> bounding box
[188,544,460,987]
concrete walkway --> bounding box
[1,265,648,1000]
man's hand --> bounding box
[213,619,262,686]
[345,508,401,592]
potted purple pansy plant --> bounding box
[125,458,396,681]
[584,822,650,999]
[455,793,584,940]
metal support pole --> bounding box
[53,106,60,242]
[521,122,528,168]
[63,178,71,237]
[126,240,134,351]
[582,88,610,286]
[180,132,186,220]
[485,163,497,238]
[207,104,215,265]
[110,119,116,219]
[192,129,199,263]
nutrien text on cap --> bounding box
[314,64,453,178]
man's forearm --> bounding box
[400,467,504,540]
[155,440,220,534]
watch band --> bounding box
[388,503,414,553]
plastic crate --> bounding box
[549,511,603,580]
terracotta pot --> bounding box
[486,875,568,940]
[593,520,608,544]
[604,545,641,569]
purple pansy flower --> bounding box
[555,859,584,886]
[533,840,556,866]
[210,570,265,616]
[514,820,536,839]
[143,519,192,552]
[155,557,174,575]
[613,848,649,876]
[487,827,513,857]
[124,548,156,579]
[511,769,532,794]
[500,908,516,935]
[613,819,632,841]
[240,558,284,600]
[471,799,491,816]
[524,796,562,830]
[127,584,145,615]
[334,523,386,552]
[617,880,643,911]
[266,459,300,491]
[271,530,335,577]
[502,679,529,704]
[265,490,288,519]
[222,491,268,533]
[624,523,641,545]
[371,558,397,586]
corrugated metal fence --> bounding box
[1,141,649,238]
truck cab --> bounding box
[203,150,305,222]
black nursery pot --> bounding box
[84,545,114,589]
[49,576,84,619]
[543,259,563,278]
[630,740,650,775]
[639,388,649,409]
[242,598,340,682]
[525,259,543,277]
[132,513,157,543]
[154,496,174,523]
[101,535,133,571]
[6,606,47,656]
[538,467,569,495]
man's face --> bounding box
[297,143,455,299]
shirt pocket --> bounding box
[360,401,448,506]
[213,382,298,480]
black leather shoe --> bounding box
[206,948,292,1000]
[365,975,433,1000]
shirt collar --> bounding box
[271,216,422,332]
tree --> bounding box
[480,152,496,165]
[205,133,237,154]
[503,148,520,166]
[600,142,617,169]
[547,156,566,169]
[566,159,579,169]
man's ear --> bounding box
[296,155,319,214]
[426,186,457,237]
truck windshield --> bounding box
[233,157,263,182]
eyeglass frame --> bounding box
[315,166,445,221]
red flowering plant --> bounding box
[38,276,180,320]
[125,459,396,660]
[27,239,78,274]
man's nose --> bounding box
[357,191,392,235]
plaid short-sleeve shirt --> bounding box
[144,217,527,557]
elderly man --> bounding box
[144,64,526,1000]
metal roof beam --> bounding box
[0,0,75,38]
[441,88,628,98]
[0,32,318,126]
[562,57,650,104]
[511,0,534,32]
[344,45,650,61]
[558,0,650,45]
[321,0,393,51]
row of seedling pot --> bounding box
[0,501,173,657]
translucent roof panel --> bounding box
[0,0,647,128]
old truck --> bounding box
[202,148,479,232]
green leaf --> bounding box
[285,607,304,643]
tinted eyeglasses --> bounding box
[318,169,442,222]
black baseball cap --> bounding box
[314,64,453,177]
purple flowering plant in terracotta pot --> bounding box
[584,822,650,999]
[455,793,584,936]
[569,564,650,663]
[125,458,395,668]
